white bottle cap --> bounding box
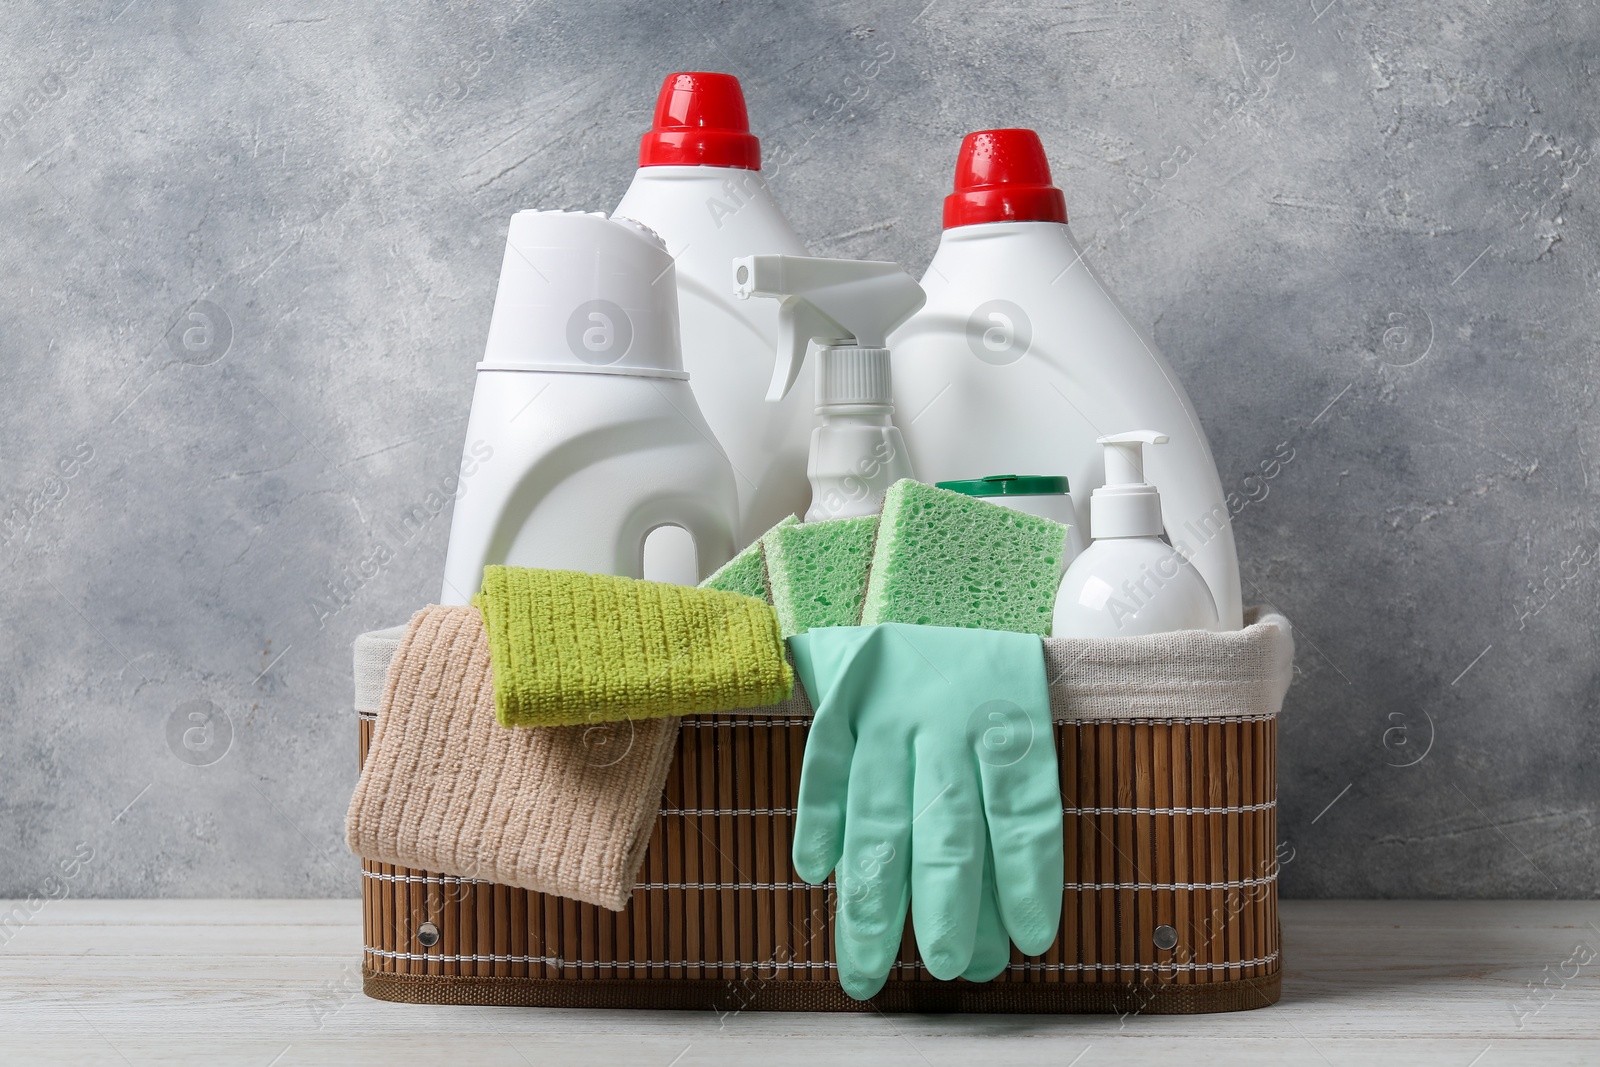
[816,345,893,408]
[1091,431,1168,539]
[478,210,688,379]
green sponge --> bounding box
[862,479,1069,635]
[765,515,879,637]
[698,515,798,603]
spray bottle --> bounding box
[1053,432,1221,638]
[889,129,1244,628]
[613,72,813,542]
[732,255,925,521]
[437,209,738,604]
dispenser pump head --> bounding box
[944,129,1068,228]
[639,72,761,170]
[732,255,926,404]
[1091,431,1169,540]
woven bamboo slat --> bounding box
[356,709,1281,1013]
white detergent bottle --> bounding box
[1053,432,1221,638]
[613,71,813,543]
[437,209,738,604]
[732,254,925,521]
[890,129,1244,629]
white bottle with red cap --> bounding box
[613,72,813,544]
[888,129,1244,630]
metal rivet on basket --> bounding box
[1152,924,1179,951]
[416,921,441,948]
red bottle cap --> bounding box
[943,129,1067,228]
[638,72,761,170]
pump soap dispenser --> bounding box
[732,255,925,521]
[1052,431,1221,638]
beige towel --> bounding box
[345,605,678,911]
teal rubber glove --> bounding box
[962,843,1013,983]
[789,623,1063,1000]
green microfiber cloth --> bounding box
[698,514,798,603]
[765,515,879,637]
[473,566,793,727]
[861,479,1069,636]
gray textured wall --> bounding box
[2,0,1596,899]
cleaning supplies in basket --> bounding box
[888,128,1244,629]
[1053,432,1222,637]
[473,566,792,727]
[789,623,1064,1000]
[614,72,814,541]
[346,605,681,911]
[437,209,739,603]
[345,75,1305,1012]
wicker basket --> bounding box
[357,704,1280,1013]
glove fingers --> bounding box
[976,703,1065,957]
[989,813,1065,955]
[960,844,1012,983]
[836,946,893,1002]
[792,697,857,884]
[909,738,986,981]
[834,751,913,996]
[790,629,872,885]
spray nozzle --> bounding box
[732,255,925,403]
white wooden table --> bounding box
[2,899,1596,1065]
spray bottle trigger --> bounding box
[766,301,840,402]
[733,253,926,404]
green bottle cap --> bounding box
[935,474,1071,498]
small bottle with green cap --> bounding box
[935,473,1088,567]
